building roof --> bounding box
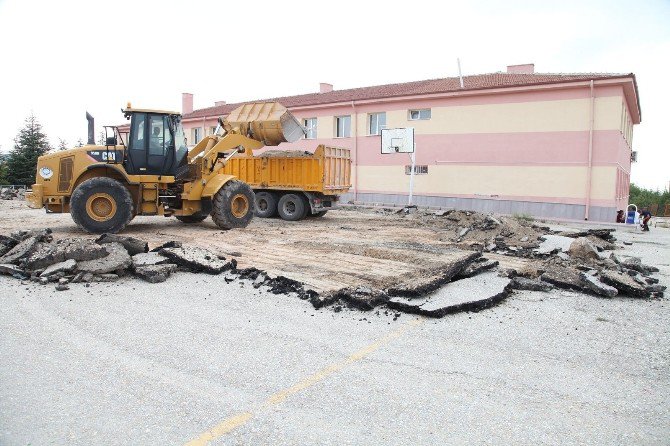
[183,71,640,121]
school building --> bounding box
[179,64,641,221]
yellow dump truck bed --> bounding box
[223,145,351,194]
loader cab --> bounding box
[123,106,188,176]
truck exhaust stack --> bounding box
[86,112,94,145]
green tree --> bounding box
[6,114,51,186]
[0,158,8,184]
[75,138,84,147]
[629,183,670,215]
[58,138,68,151]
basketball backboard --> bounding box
[381,128,414,154]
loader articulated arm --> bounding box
[187,102,306,173]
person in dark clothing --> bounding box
[640,208,652,231]
[616,210,625,223]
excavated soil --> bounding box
[0,201,664,316]
[0,201,543,293]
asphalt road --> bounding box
[1,224,669,445]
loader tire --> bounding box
[70,177,133,234]
[277,193,306,221]
[253,191,278,218]
[211,180,254,230]
[175,213,208,224]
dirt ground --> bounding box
[0,200,535,293]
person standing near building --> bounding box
[616,210,625,223]
[640,207,652,232]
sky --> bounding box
[0,0,668,189]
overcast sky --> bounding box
[0,0,668,189]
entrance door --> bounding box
[147,114,171,174]
[126,112,148,175]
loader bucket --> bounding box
[225,102,306,146]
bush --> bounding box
[513,213,535,222]
[629,183,670,215]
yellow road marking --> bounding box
[185,317,423,446]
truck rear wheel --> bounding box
[70,177,134,234]
[253,191,278,218]
[211,180,254,230]
[175,213,208,224]
[278,193,306,221]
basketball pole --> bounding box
[408,143,416,205]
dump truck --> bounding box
[26,102,305,234]
[223,145,351,221]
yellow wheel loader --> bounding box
[26,102,305,234]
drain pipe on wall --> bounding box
[351,100,358,202]
[584,80,595,220]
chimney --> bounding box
[214,100,227,107]
[319,83,333,93]
[507,64,535,74]
[182,92,194,115]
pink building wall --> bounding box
[182,79,639,222]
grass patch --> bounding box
[512,213,535,223]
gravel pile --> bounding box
[0,188,25,200]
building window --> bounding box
[210,126,217,135]
[368,112,386,135]
[304,118,317,139]
[408,109,431,120]
[193,127,202,144]
[336,115,351,138]
[405,165,428,175]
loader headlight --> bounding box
[39,167,53,179]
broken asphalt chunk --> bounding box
[386,251,480,297]
[9,228,52,242]
[0,236,42,265]
[131,252,169,269]
[567,237,600,262]
[599,270,650,298]
[579,273,618,298]
[23,238,107,270]
[0,235,18,257]
[510,277,555,292]
[158,246,231,274]
[540,267,586,292]
[388,272,512,317]
[455,259,499,279]
[150,241,182,252]
[325,288,389,311]
[40,259,77,277]
[0,263,25,277]
[96,234,148,256]
[77,242,132,275]
[134,264,177,283]
[558,228,616,243]
[620,257,659,275]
